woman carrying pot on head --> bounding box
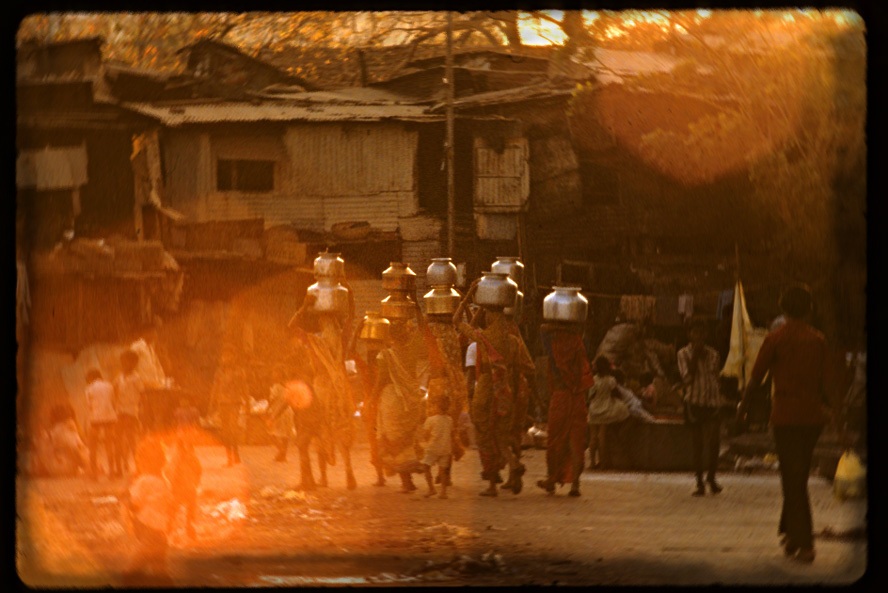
[288,290,358,490]
[347,313,389,487]
[536,321,596,497]
[453,276,535,497]
[421,260,470,484]
[499,298,536,493]
[373,301,431,494]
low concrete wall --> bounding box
[607,418,695,472]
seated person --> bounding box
[34,403,90,477]
[613,369,656,423]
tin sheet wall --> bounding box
[161,122,419,233]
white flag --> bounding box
[720,280,768,390]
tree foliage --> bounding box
[17,10,627,73]
[568,9,865,342]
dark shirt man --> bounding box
[737,284,839,564]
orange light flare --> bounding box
[16,424,250,587]
[568,10,854,187]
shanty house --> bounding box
[16,37,184,353]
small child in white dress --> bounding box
[419,395,453,499]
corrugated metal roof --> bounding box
[121,100,443,126]
[255,86,428,106]
[105,61,171,82]
[585,48,718,85]
[428,84,573,113]
[404,47,557,69]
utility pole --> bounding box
[445,11,456,258]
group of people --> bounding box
[21,269,840,577]
[27,347,204,585]
[33,349,154,480]
[72,278,836,576]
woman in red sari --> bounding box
[453,281,535,497]
[536,322,595,497]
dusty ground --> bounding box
[16,437,868,588]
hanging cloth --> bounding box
[719,280,768,391]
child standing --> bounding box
[164,435,202,540]
[85,368,119,479]
[122,437,174,586]
[114,350,145,474]
[266,382,295,463]
[419,395,454,499]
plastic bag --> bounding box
[834,450,866,500]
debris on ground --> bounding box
[407,551,509,579]
[366,573,420,584]
[296,509,330,521]
[416,522,480,546]
[527,424,548,450]
[281,489,312,502]
[733,454,779,473]
[258,486,280,499]
[91,496,119,505]
[206,498,248,522]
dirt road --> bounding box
[16,440,868,587]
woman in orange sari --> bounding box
[536,322,595,496]
[374,314,429,493]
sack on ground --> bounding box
[833,449,866,500]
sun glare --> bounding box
[518,10,568,46]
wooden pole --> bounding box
[446,11,456,258]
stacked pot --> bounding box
[474,270,519,310]
[307,251,349,318]
[358,311,391,344]
[490,256,525,317]
[380,262,418,321]
[423,257,461,316]
[542,286,589,325]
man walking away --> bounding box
[737,284,841,564]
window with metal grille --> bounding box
[216,159,274,192]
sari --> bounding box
[353,353,382,470]
[292,320,356,460]
[505,319,535,456]
[458,317,534,481]
[541,327,595,485]
[426,321,469,460]
[375,329,427,476]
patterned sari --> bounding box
[292,321,356,459]
[541,328,595,485]
[375,343,425,476]
[426,321,469,461]
[458,319,534,481]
